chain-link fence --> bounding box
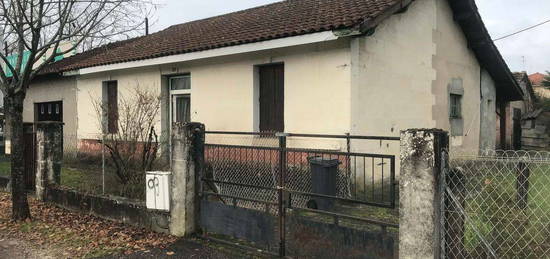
[60,134,169,201]
[203,132,398,213]
[444,150,550,259]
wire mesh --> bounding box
[204,133,280,213]
[203,132,398,213]
[60,134,168,201]
[443,150,550,259]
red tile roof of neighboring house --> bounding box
[529,72,546,86]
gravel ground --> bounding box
[0,236,264,259]
[95,238,265,259]
[0,237,57,259]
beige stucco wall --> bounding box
[432,0,485,152]
[76,66,163,140]
[351,0,492,152]
[351,0,436,152]
[75,40,351,150]
[23,76,78,151]
[347,0,497,186]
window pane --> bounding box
[170,76,191,90]
[174,96,190,123]
[450,94,461,118]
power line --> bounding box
[493,18,550,41]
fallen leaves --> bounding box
[0,192,178,258]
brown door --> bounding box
[23,123,36,190]
[259,64,284,133]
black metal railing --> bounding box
[203,131,399,208]
[200,131,400,257]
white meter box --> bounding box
[146,171,171,211]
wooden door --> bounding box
[259,64,284,133]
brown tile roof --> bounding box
[42,0,402,73]
[38,0,523,101]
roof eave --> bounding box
[448,0,523,102]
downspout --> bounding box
[498,101,507,150]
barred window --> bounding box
[450,94,462,118]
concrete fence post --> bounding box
[35,122,64,201]
[170,122,205,237]
[399,129,449,259]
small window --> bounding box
[36,101,62,122]
[169,76,191,90]
[450,94,462,118]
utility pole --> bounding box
[145,18,149,36]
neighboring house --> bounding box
[496,72,537,150]
[2,42,76,154]
[522,109,550,151]
[529,72,550,98]
[19,0,522,158]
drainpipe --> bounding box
[499,101,507,150]
[145,18,149,36]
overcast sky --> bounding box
[151,0,550,74]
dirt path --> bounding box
[0,192,256,258]
[0,237,58,259]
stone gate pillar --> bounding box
[170,122,205,237]
[399,129,449,259]
[35,122,63,201]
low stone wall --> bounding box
[45,187,170,234]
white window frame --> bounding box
[168,75,191,125]
[169,75,191,95]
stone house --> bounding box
[15,0,523,157]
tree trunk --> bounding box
[6,93,31,221]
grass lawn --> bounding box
[60,162,145,200]
[0,156,10,177]
[0,155,145,200]
[452,159,550,258]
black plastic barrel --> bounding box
[307,156,340,210]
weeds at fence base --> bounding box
[446,152,550,258]
[61,152,169,201]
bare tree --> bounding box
[542,71,550,89]
[92,86,162,199]
[0,0,155,221]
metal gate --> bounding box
[199,131,400,257]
